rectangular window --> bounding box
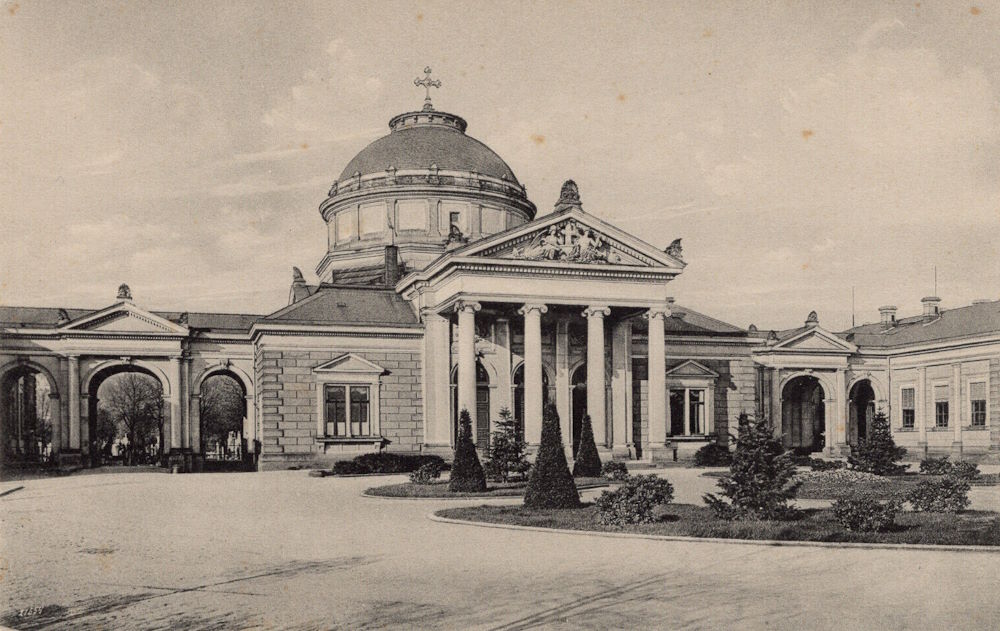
[325,386,347,437]
[934,384,949,428]
[350,386,370,436]
[970,382,987,427]
[324,385,371,437]
[668,388,707,435]
[901,387,915,429]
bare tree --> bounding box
[200,375,244,459]
[99,373,163,466]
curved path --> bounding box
[2,470,998,630]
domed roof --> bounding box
[338,110,520,184]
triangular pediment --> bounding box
[60,303,188,335]
[454,209,686,269]
[312,353,386,375]
[665,360,720,378]
[773,327,856,353]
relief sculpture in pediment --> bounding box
[509,220,621,264]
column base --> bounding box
[917,441,929,459]
[950,442,964,458]
[57,450,84,469]
[611,444,633,460]
[644,444,674,464]
[168,449,188,473]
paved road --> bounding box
[2,470,999,630]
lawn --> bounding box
[436,503,1000,546]
[366,477,608,498]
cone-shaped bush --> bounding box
[572,414,602,477]
[524,403,581,509]
[848,411,907,476]
[449,409,487,492]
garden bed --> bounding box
[365,477,609,498]
[436,503,1000,546]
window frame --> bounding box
[667,385,712,436]
[313,354,384,443]
[967,379,988,428]
[900,385,916,430]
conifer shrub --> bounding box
[595,474,674,525]
[484,407,530,482]
[409,461,443,484]
[950,461,981,481]
[523,403,581,509]
[703,413,799,520]
[572,414,603,477]
[832,491,902,533]
[449,409,487,493]
[907,477,971,513]
[848,411,907,476]
[693,442,732,467]
[601,460,630,481]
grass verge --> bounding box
[366,477,608,498]
[436,503,1000,546]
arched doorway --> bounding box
[781,375,825,453]
[88,366,165,467]
[848,380,876,447]
[199,372,247,471]
[451,362,490,447]
[571,364,587,457]
[1,366,55,467]
[511,363,550,442]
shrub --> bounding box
[595,474,674,526]
[950,461,981,481]
[907,477,971,513]
[484,407,530,482]
[449,409,488,493]
[332,460,368,475]
[703,413,799,521]
[572,414,603,477]
[832,492,902,533]
[693,442,732,467]
[919,456,953,475]
[601,460,630,481]
[808,458,847,472]
[524,403,581,509]
[848,411,907,476]
[408,462,443,484]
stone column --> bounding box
[519,303,547,446]
[645,307,669,459]
[823,398,835,455]
[181,358,191,450]
[68,355,81,450]
[422,311,453,450]
[952,363,962,455]
[917,366,928,454]
[190,394,202,452]
[454,301,481,425]
[555,319,571,450]
[835,369,848,454]
[611,319,632,458]
[494,317,512,424]
[168,356,184,468]
[583,306,610,447]
[49,392,61,456]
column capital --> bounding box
[643,305,671,320]
[453,300,482,314]
[66,354,80,362]
[581,305,610,319]
[519,303,548,316]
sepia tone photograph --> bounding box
[2,1,999,629]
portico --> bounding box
[399,185,685,459]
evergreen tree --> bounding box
[572,414,602,477]
[849,411,906,475]
[524,403,581,509]
[704,413,799,520]
[485,407,529,482]
[448,409,487,492]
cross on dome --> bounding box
[413,66,441,111]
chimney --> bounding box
[383,245,401,285]
[878,305,897,326]
[921,296,942,318]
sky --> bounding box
[2,0,998,331]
